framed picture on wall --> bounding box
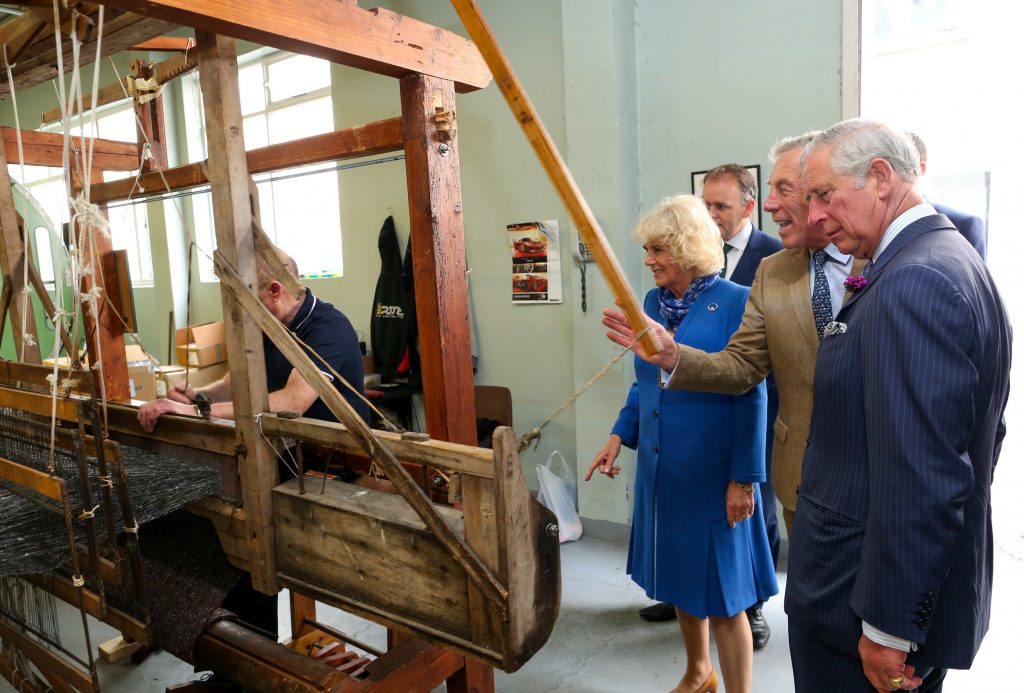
[691,164,762,229]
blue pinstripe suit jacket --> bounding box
[784,214,1011,669]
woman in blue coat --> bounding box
[586,194,777,693]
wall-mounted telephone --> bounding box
[571,229,595,313]
[572,230,595,263]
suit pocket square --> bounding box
[823,321,847,337]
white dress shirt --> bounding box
[723,220,753,282]
[810,243,853,319]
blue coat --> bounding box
[932,202,986,260]
[612,281,777,618]
[786,215,1011,669]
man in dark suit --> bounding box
[639,164,782,651]
[701,163,784,287]
[906,131,987,259]
[789,119,1011,692]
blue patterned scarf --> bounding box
[658,274,719,331]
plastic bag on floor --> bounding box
[536,450,583,543]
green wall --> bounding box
[0,1,846,529]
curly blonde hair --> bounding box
[632,194,724,277]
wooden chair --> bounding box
[474,385,513,428]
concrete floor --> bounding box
[3,521,1022,692]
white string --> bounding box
[254,412,301,479]
[83,6,105,197]
[3,45,31,363]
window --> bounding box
[183,50,343,281]
[9,103,154,285]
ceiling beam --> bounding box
[2,126,140,170]
[0,10,176,100]
[97,0,491,92]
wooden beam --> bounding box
[401,72,494,691]
[131,58,168,171]
[214,251,507,611]
[258,414,495,479]
[89,117,404,204]
[187,496,251,572]
[0,137,42,363]
[26,249,76,356]
[40,78,132,126]
[0,384,83,422]
[100,0,491,93]
[0,455,65,502]
[2,127,140,171]
[196,31,278,593]
[76,167,131,402]
[0,12,177,98]
[131,36,195,52]
[24,573,151,645]
[451,0,660,357]
[0,619,95,693]
[0,12,47,67]
[401,75,476,446]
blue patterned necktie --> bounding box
[811,249,832,339]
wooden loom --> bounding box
[0,1,652,691]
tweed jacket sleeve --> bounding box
[666,260,772,394]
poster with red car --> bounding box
[507,220,562,304]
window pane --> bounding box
[108,204,153,283]
[267,167,342,276]
[183,74,208,161]
[267,55,330,103]
[243,114,269,150]
[267,96,333,145]
[97,108,138,143]
[193,195,218,283]
[9,164,51,184]
[255,178,277,241]
[33,227,55,284]
[25,179,69,233]
[239,63,266,116]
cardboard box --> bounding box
[125,344,157,402]
[175,322,227,368]
[156,362,229,398]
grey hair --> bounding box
[905,131,927,164]
[769,130,822,162]
[802,119,920,187]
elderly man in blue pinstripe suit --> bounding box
[787,119,1011,693]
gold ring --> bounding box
[888,675,905,689]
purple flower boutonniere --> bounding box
[844,275,868,292]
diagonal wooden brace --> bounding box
[214,250,510,613]
[451,0,661,357]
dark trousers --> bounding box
[222,572,279,640]
[789,620,946,693]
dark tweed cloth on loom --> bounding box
[136,509,243,663]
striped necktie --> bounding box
[811,249,832,339]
